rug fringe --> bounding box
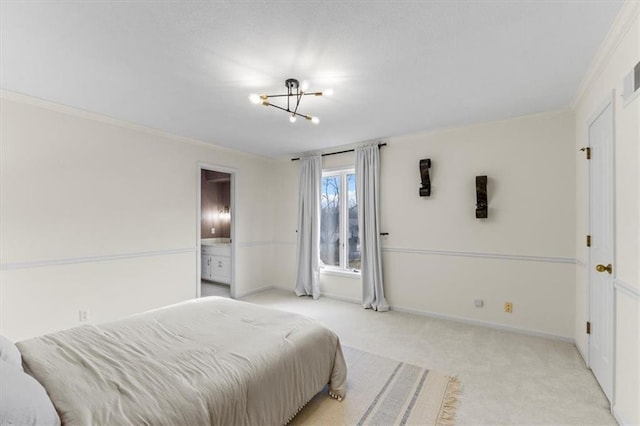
[285,387,343,425]
[436,376,462,426]
[328,390,344,401]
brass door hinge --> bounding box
[586,321,591,335]
[580,147,591,159]
[587,235,591,247]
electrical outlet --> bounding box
[211,227,215,234]
[79,310,89,322]
[504,302,513,313]
[474,299,484,308]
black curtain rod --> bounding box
[291,143,387,161]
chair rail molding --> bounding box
[381,246,575,264]
[614,278,640,300]
[1,247,196,271]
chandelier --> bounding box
[249,78,332,124]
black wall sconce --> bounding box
[475,175,488,218]
[419,158,431,197]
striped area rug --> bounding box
[290,346,461,425]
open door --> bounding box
[197,163,236,299]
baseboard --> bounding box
[235,285,275,298]
[575,339,589,367]
[390,304,573,342]
[319,289,573,342]
[261,285,361,304]
[613,405,629,426]
[272,284,292,292]
[320,292,361,305]
[245,286,574,342]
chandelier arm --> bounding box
[261,92,322,99]
[293,91,303,115]
[265,103,292,113]
[291,111,311,120]
[265,102,310,119]
[253,79,321,122]
[291,84,301,114]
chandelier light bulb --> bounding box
[248,93,261,104]
[323,88,334,96]
[289,114,297,123]
[300,80,310,91]
[311,116,320,124]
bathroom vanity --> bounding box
[201,239,231,284]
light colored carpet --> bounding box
[243,289,616,425]
[290,346,460,426]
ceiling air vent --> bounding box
[622,60,640,107]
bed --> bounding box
[7,297,347,425]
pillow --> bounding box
[0,335,22,370]
[0,360,60,426]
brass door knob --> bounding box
[596,264,613,274]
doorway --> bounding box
[197,164,236,299]
[587,94,615,402]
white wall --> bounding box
[573,2,639,424]
[0,93,276,341]
[2,5,636,417]
[382,111,576,340]
[274,110,577,339]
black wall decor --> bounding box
[475,175,488,218]
[419,158,431,197]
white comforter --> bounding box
[17,297,347,425]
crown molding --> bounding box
[572,1,640,108]
[0,90,276,162]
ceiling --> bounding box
[0,1,623,159]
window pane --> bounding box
[320,175,341,266]
[347,173,360,270]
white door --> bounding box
[588,99,614,402]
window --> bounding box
[320,168,360,273]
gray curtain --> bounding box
[356,144,389,311]
[294,155,322,299]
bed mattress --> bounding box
[17,297,347,425]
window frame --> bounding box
[320,167,360,275]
